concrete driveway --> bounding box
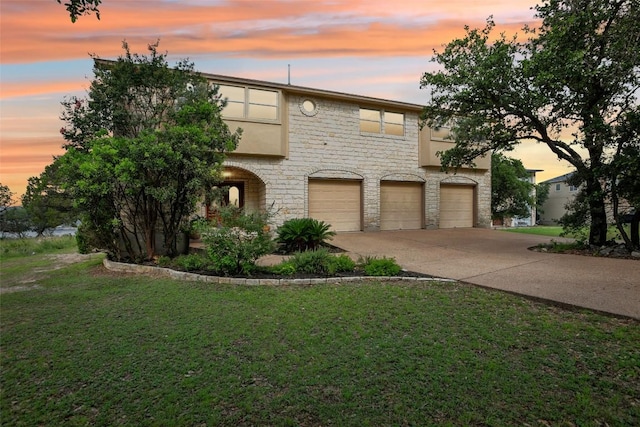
[332,228,640,319]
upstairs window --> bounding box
[384,112,404,136]
[360,108,381,133]
[219,85,279,121]
[360,108,404,136]
[555,184,561,191]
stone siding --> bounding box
[223,93,491,230]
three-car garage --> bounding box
[307,179,476,231]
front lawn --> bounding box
[500,225,566,237]
[1,254,639,426]
[499,225,631,241]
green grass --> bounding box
[0,235,77,261]
[500,225,567,237]
[500,225,631,241]
[1,251,639,426]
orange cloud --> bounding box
[0,137,64,200]
[1,1,535,64]
[0,80,88,100]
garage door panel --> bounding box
[309,180,361,232]
[440,185,474,228]
[380,182,423,230]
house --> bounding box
[197,73,492,232]
[539,172,577,225]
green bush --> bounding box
[362,257,402,276]
[276,218,336,252]
[197,206,275,276]
[174,253,207,271]
[332,254,356,272]
[286,249,355,276]
[269,260,297,276]
[156,256,171,267]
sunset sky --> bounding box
[0,0,576,200]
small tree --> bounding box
[0,184,13,215]
[22,164,76,237]
[1,207,32,238]
[56,42,241,260]
[491,153,535,223]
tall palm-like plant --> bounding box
[276,218,335,252]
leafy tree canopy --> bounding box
[491,153,535,221]
[420,0,640,247]
[57,0,101,23]
[55,41,241,260]
[22,163,77,237]
[0,183,13,215]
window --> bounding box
[218,85,279,121]
[569,185,578,192]
[555,184,561,191]
[359,108,404,136]
[384,112,404,136]
[360,108,381,133]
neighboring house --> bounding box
[196,73,492,232]
[539,172,578,225]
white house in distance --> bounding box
[193,72,492,232]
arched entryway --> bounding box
[205,167,266,220]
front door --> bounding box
[206,182,245,220]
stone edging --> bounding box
[103,258,456,285]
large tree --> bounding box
[420,0,640,247]
[56,42,240,260]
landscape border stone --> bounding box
[102,258,457,285]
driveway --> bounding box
[332,228,640,319]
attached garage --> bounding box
[439,184,474,228]
[380,181,423,230]
[308,179,362,232]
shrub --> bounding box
[362,256,402,276]
[197,206,275,276]
[276,218,335,252]
[174,253,207,271]
[269,260,297,276]
[287,249,355,276]
[156,256,171,267]
[332,254,356,272]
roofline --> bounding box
[94,58,425,112]
[540,171,576,184]
[203,72,425,112]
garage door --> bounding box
[308,179,362,232]
[380,181,423,230]
[440,185,474,228]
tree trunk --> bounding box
[586,180,608,246]
[631,210,640,249]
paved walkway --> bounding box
[332,228,640,319]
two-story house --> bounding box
[539,172,577,225]
[197,73,491,232]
